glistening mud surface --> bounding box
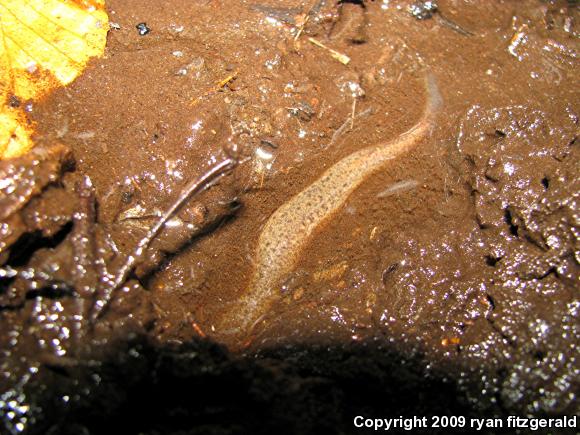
[1,1,578,433]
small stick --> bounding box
[294,0,319,42]
[294,15,309,41]
[308,37,350,65]
[436,14,474,37]
[191,321,207,338]
[376,179,419,198]
[217,71,238,90]
[92,158,237,320]
[192,71,238,105]
[328,106,373,148]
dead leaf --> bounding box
[0,0,108,158]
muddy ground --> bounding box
[0,1,578,434]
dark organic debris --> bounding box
[136,22,151,36]
[409,1,473,36]
[409,1,438,20]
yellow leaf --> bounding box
[0,0,108,158]
[0,109,33,157]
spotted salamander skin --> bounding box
[223,74,442,336]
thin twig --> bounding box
[294,15,309,41]
[294,0,320,42]
[92,158,237,320]
[327,106,373,148]
[308,37,351,65]
[437,14,474,37]
[376,179,419,198]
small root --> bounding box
[328,106,373,148]
[91,158,237,321]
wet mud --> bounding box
[1,1,578,433]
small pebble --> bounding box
[409,1,438,20]
[136,22,151,36]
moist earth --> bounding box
[0,1,578,434]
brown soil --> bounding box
[1,1,578,433]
